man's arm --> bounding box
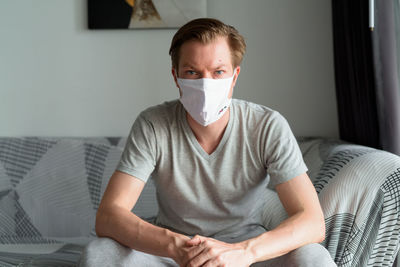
[95,171,191,265]
[243,172,325,261]
[184,172,325,266]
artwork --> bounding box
[88,0,207,29]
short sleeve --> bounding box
[116,113,157,183]
[265,113,308,188]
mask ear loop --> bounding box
[232,67,239,84]
[229,69,238,100]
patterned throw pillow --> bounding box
[0,137,135,244]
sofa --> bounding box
[0,136,399,266]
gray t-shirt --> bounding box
[116,99,308,238]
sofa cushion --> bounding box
[0,137,126,243]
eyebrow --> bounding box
[180,64,228,69]
[214,64,228,69]
[181,64,196,69]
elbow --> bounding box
[95,209,109,237]
[317,224,326,243]
[315,214,326,243]
[307,209,326,243]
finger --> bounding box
[201,255,226,267]
[186,238,201,246]
[186,242,218,267]
[186,235,204,246]
[200,259,215,267]
[186,252,210,267]
[185,242,208,264]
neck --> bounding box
[187,108,230,154]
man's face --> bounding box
[172,36,240,98]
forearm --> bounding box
[242,210,325,263]
[95,206,190,259]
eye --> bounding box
[186,70,197,75]
[215,70,225,75]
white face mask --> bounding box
[177,72,235,126]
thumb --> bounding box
[186,235,203,246]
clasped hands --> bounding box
[175,235,253,267]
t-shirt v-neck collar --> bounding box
[179,101,234,161]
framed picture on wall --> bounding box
[88,0,207,29]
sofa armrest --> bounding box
[299,138,400,266]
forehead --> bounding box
[178,36,232,68]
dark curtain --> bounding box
[332,0,400,156]
[372,0,400,156]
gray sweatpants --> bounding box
[79,237,336,267]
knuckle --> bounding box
[208,247,217,255]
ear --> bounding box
[228,66,240,99]
[231,66,241,88]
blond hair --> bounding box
[169,18,246,70]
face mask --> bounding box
[177,72,235,126]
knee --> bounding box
[286,243,336,267]
[79,237,132,267]
[85,237,130,255]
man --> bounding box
[80,18,336,266]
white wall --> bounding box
[0,0,338,137]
